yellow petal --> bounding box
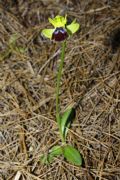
[66,20,80,34]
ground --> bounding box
[0,0,120,179]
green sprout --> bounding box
[41,15,82,166]
[0,33,26,62]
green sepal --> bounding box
[66,20,80,34]
[63,145,82,166]
[41,29,54,39]
[48,15,67,28]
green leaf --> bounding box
[63,145,82,166]
[9,33,20,46]
[0,49,11,61]
[60,108,75,140]
[41,29,54,39]
[40,154,48,164]
[49,145,63,156]
[15,47,27,54]
[40,145,62,164]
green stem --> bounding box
[56,41,66,142]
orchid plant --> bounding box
[41,15,82,166]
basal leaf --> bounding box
[63,145,82,166]
[60,107,75,140]
[49,145,63,156]
[40,154,48,164]
[40,145,62,164]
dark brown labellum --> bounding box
[52,27,68,41]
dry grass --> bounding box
[0,0,120,179]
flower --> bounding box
[41,15,80,42]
